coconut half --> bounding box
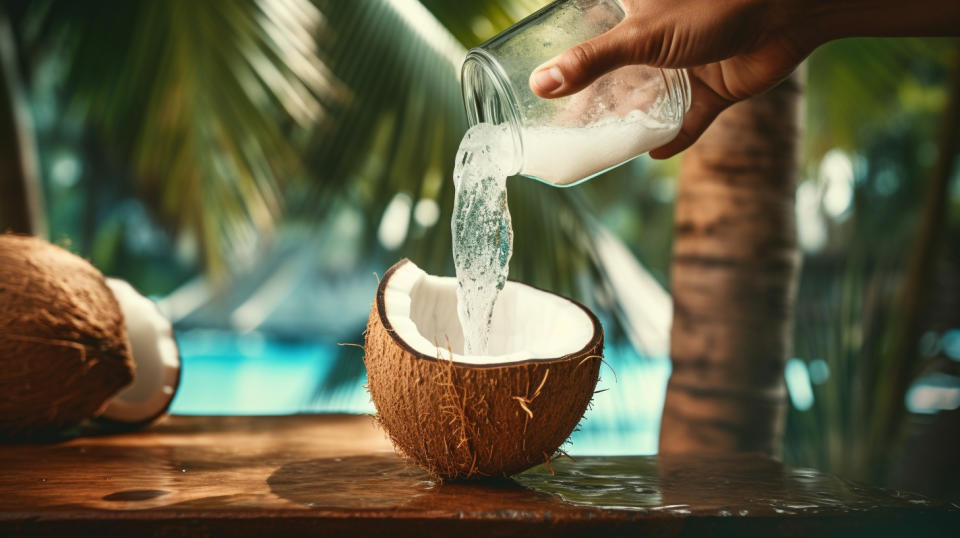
[364,259,603,480]
[0,235,134,438]
[98,278,181,426]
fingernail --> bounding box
[531,66,563,94]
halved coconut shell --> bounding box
[364,259,603,480]
[98,278,181,426]
[0,235,134,438]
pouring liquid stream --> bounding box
[451,123,514,356]
[451,108,676,355]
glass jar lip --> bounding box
[674,68,693,115]
[656,68,692,125]
[461,48,524,175]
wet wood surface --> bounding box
[0,415,956,537]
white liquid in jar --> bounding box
[521,109,680,186]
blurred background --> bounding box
[1,0,957,499]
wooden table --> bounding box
[1,415,956,537]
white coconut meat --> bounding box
[382,260,595,365]
[99,278,181,424]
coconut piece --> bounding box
[98,278,180,426]
[0,235,134,438]
[364,259,603,480]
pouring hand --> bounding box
[530,0,960,158]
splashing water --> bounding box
[451,123,515,355]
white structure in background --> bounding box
[796,180,828,252]
[413,198,440,228]
[820,148,855,219]
[377,193,414,250]
[906,373,960,414]
[796,147,857,252]
[157,220,377,340]
[157,277,214,326]
[590,225,672,358]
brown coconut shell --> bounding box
[364,259,603,480]
[0,235,135,438]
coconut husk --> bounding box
[0,235,134,438]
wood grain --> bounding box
[0,415,955,537]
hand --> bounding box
[529,0,815,159]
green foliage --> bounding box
[299,0,622,303]
[785,39,960,483]
[420,0,545,47]
[805,37,954,156]
[18,0,631,304]
[24,0,341,274]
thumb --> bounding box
[529,21,646,98]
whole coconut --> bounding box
[0,235,134,438]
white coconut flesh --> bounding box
[383,261,595,365]
[99,278,181,424]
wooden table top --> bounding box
[0,415,956,537]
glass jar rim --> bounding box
[461,48,525,176]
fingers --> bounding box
[530,21,643,98]
[649,75,731,159]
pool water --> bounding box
[169,329,670,455]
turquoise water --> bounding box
[169,328,671,455]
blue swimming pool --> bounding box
[169,329,671,455]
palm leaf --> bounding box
[21,0,669,356]
[24,0,344,273]
[299,3,586,287]
[300,0,670,363]
[419,0,546,46]
[805,37,955,155]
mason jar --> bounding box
[461,0,690,187]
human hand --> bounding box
[529,0,814,159]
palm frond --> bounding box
[806,37,957,156]
[26,0,344,273]
[299,0,670,361]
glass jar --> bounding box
[461,0,690,187]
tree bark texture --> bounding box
[0,11,44,237]
[660,71,804,455]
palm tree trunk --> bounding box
[0,10,45,237]
[659,71,804,454]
